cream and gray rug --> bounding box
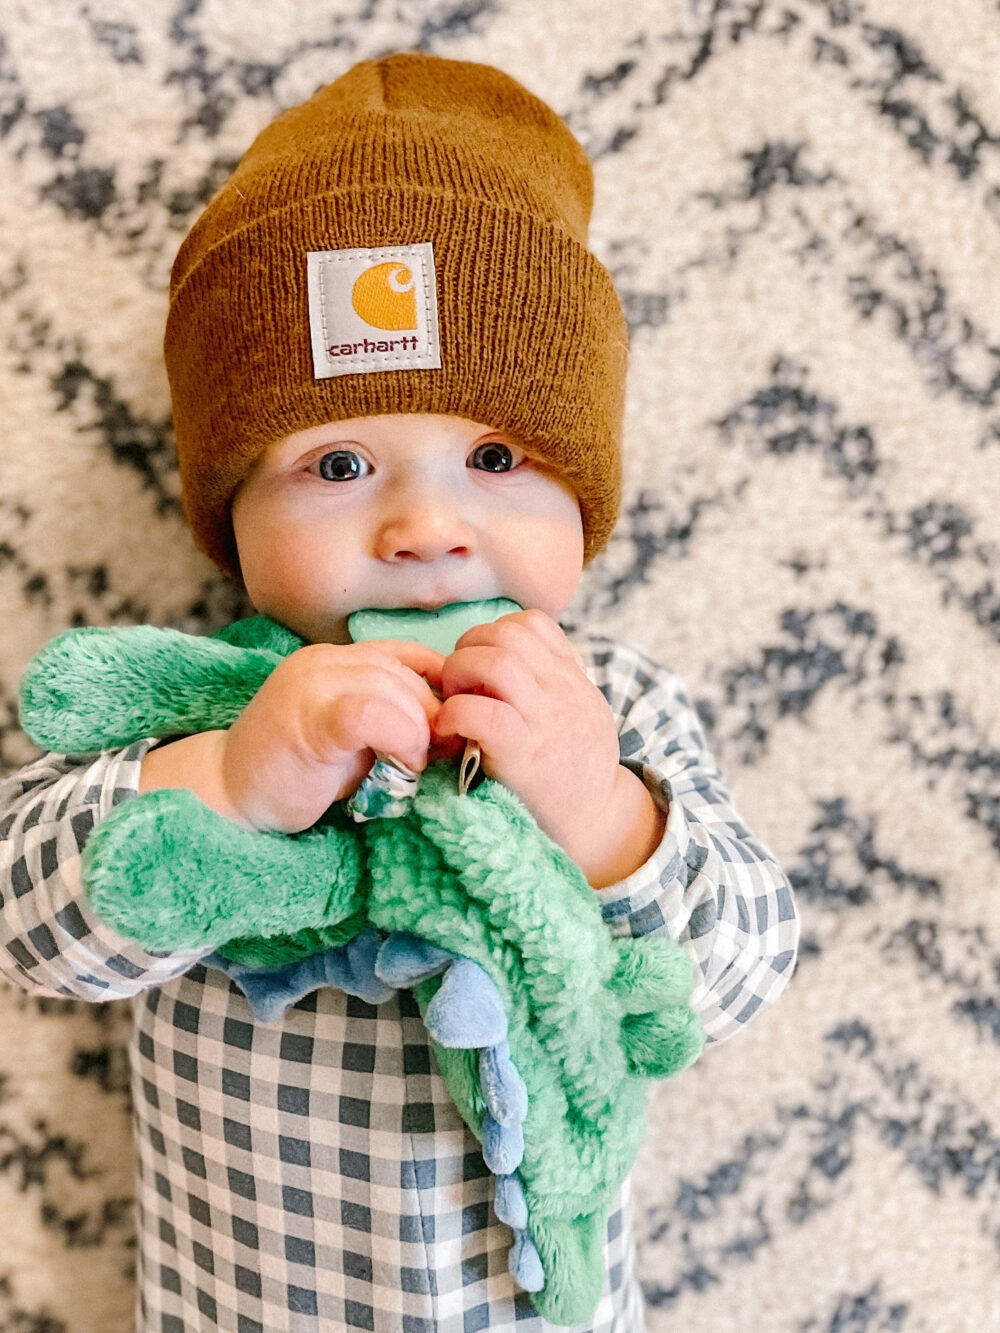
[2,1,998,1329]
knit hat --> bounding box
[164,52,629,577]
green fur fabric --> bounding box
[18,616,703,1326]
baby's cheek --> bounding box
[522,527,584,617]
[262,524,330,601]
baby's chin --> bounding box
[250,608,353,646]
[303,616,354,645]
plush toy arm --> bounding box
[82,787,365,952]
[19,624,287,752]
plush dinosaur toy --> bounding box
[18,607,703,1327]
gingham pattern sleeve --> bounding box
[577,636,800,1046]
[0,743,213,1000]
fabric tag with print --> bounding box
[306,243,442,379]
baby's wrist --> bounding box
[140,729,256,829]
[570,766,666,891]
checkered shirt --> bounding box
[0,634,798,1331]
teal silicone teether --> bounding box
[347,598,521,655]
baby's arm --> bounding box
[138,640,444,830]
[580,635,799,1045]
[0,743,213,999]
[436,613,797,1041]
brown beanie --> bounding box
[164,52,629,578]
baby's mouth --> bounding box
[386,591,491,612]
[407,597,464,611]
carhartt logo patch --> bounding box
[307,243,441,379]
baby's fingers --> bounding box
[434,694,530,777]
[441,646,538,715]
[320,692,432,773]
[455,608,573,662]
[369,640,446,698]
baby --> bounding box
[0,53,799,1332]
[144,409,665,892]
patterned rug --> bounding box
[2,1,998,1329]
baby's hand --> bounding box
[141,641,444,834]
[433,611,665,887]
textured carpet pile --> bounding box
[1,2,998,1330]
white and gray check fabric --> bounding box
[0,635,798,1331]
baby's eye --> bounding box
[313,450,370,481]
[468,441,522,473]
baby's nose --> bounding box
[375,504,477,563]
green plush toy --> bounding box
[18,608,703,1327]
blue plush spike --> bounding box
[375,931,454,986]
[479,1040,528,1127]
[423,958,508,1049]
[209,928,396,1022]
[482,1112,524,1174]
[344,928,397,1002]
[207,951,326,1023]
[222,954,323,1023]
[494,1172,529,1230]
[509,1229,545,1293]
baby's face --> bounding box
[231,413,584,644]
